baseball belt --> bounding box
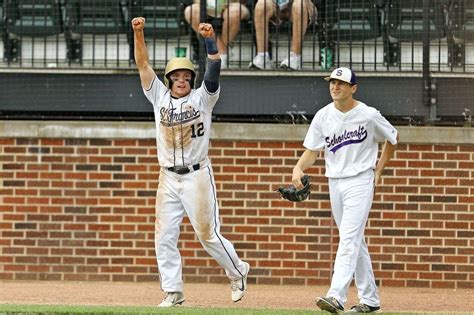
[167,163,201,175]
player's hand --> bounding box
[292,167,306,190]
[198,23,215,39]
[131,17,145,31]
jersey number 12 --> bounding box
[191,122,204,138]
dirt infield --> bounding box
[1,281,473,313]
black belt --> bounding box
[167,163,200,175]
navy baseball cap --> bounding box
[324,67,357,85]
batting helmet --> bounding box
[164,57,197,89]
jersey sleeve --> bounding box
[372,110,398,144]
[303,114,326,150]
[194,82,220,112]
[142,75,167,109]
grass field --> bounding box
[0,305,469,315]
[1,305,315,314]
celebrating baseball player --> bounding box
[131,17,250,307]
[292,67,399,313]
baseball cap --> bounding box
[324,67,357,85]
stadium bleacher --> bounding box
[0,0,472,70]
[66,0,126,35]
[380,0,446,67]
[65,0,128,63]
[0,0,472,125]
[127,0,190,63]
[3,0,66,62]
[446,0,474,67]
[326,0,380,42]
[386,0,445,41]
[0,0,4,61]
[129,0,188,37]
[0,0,4,29]
[4,0,64,36]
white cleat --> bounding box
[230,262,250,302]
[158,291,185,307]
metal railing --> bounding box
[0,0,473,73]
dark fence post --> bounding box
[423,0,436,123]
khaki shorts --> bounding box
[271,0,317,25]
[203,0,250,19]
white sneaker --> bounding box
[221,53,228,69]
[158,292,185,307]
[230,262,250,302]
[280,52,302,70]
[249,54,275,70]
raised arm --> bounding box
[132,17,156,90]
[198,23,221,93]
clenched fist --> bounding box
[131,17,145,31]
[198,23,215,39]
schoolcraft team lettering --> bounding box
[326,125,368,153]
[160,107,200,127]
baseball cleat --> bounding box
[158,292,185,307]
[345,303,381,313]
[316,296,344,314]
[230,262,250,302]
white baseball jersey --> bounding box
[143,76,248,293]
[143,76,219,168]
[303,101,398,178]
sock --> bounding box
[257,52,270,58]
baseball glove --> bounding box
[275,175,311,202]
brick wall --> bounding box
[0,121,473,289]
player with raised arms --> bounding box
[131,17,250,308]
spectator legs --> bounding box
[254,0,275,53]
[290,0,309,55]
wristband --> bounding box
[204,37,218,55]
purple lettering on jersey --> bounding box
[160,106,200,127]
[325,125,368,154]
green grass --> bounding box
[0,304,318,315]
[0,305,469,315]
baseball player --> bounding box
[131,17,250,307]
[292,67,399,313]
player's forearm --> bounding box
[203,36,221,92]
[376,140,397,174]
[133,29,155,89]
[204,37,220,60]
[295,149,319,173]
[134,30,149,70]
[292,149,318,188]
[203,58,221,93]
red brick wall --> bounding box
[1,135,473,289]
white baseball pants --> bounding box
[155,162,247,292]
[326,169,380,307]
